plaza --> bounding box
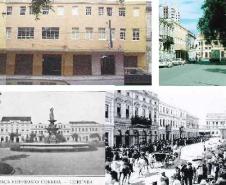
[0,147,104,175]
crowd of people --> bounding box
[105,136,226,185]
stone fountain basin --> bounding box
[11,142,97,152]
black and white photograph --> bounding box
[105,89,226,185]
[0,91,105,176]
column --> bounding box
[33,52,42,75]
[62,53,73,76]
[6,52,15,75]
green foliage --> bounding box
[163,36,174,51]
[131,115,152,127]
[31,0,52,19]
[198,0,226,46]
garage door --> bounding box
[42,55,62,76]
[15,54,33,75]
[0,54,6,75]
[124,56,138,68]
[73,55,92,75]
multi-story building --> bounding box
[159,19,174,61]
[0,116,32,142]
[113,90,159,147]
[206,113,226,137]
[159,101,187,142]
[105,91,114,147]
[146,0,152,72]
[159,3,196,62]
[0,0,149,84]
[186,114,199,138]
[160,5,180,23]
[0,116,104,143]
[196,34,225,61]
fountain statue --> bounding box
[46,108,60,143]
[11,107,95,152]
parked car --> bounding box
[124,68,152,85]
[172,58,186,65]
[159,59,173,68]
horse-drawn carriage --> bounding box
[152,152,177,168]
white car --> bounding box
[159,59,173,68]
[172,58,186,65]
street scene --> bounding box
[105,90,226,185]
[159,0,226,86]
[0,92,105,175]
[0,0,152,85]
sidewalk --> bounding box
[0,75,125,85]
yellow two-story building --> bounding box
[0,0,148,83]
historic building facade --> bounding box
[113,90,159,147]
[206,113,226,137]
[159,101,187,142]
[0,0,149,83]
[0,117,32,142]
[105,91,114,147]
[0,117,104,143]
[196,34,225,61]
[186,114,199,138]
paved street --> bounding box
[128,139,217,185]
[160,61,226,86]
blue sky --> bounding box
[160,0,204,35]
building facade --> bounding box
[196,34,225,61]
[206,113,226,137]
[0,117,32,142]
[112,90,159,147]
[0,0,149,82]
[186,114,199,138]
[159,101,187,142]
[0,116,104,143]
[105,91,114,147]
[159,3,196,62]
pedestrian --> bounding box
[181,164,188,185]
[186,162,195,185]
[160,172,169,185]
[197,162,204,184]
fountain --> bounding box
[11,108,96,152]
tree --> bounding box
[31,0,52,19]
[198,0,226,46]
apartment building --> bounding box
[0,0,148,81]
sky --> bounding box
[160,0,204,35]
[154,87,226,126]
[0,91,105,125]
